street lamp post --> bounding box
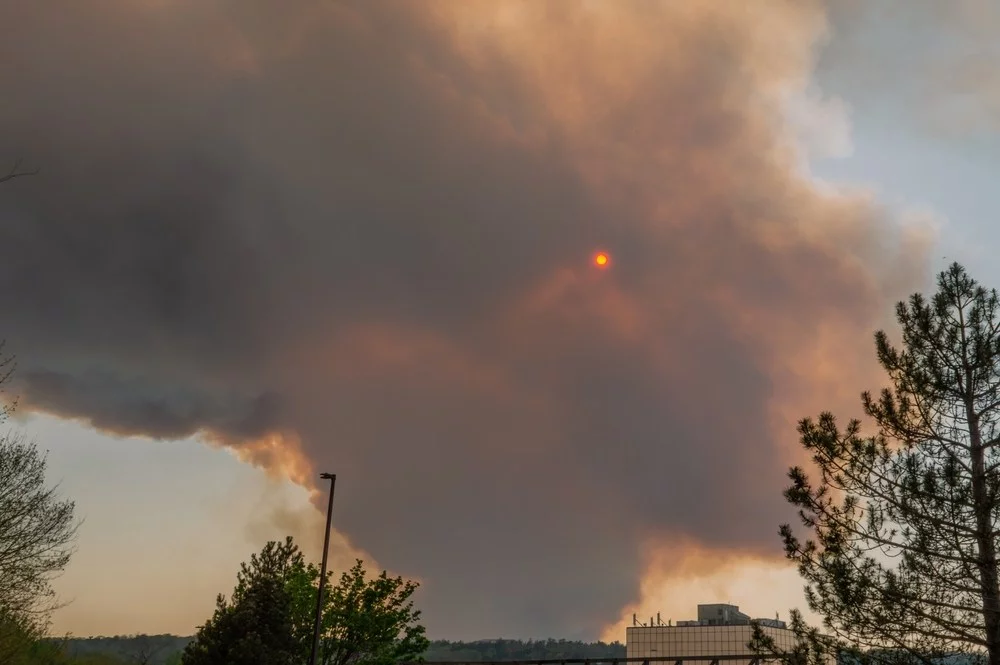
[308,472,337,665]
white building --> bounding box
[626,604,810,665]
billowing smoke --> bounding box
[0,0,930,638]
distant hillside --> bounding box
[56,634,192,665]
[425,639,626,661]
[55,635,625,663]
[54,636,990,665]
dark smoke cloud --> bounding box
[0,0,929,638]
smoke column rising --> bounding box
[0,0,931,637]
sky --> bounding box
[2,0,1000,643]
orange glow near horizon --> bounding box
[594,251,610,268]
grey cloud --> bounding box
[19,370,281,440]
[818,0,1000,133]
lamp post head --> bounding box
[320,472,336,481]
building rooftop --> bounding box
[629,603,787,629]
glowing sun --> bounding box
[593,252,610,268]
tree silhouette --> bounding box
[766,264,1000,665]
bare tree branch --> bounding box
[0,159,38,184]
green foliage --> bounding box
[181,541,302,665]
[308,558,429,665]
[182,537,428,665]
[767,264,1000,665]
[0,619,131,664]
[0,607,46,664]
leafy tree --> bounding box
[309,558,429,665]
[253,539,429,665]
[0,622,130,664]
[184,537,427,665]
[0,433,77,619]
[0,341,78,662]
[0,608,46,665]
[761,264,1000,665]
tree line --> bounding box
[55,637,626,665]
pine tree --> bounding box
[180,539,302,665]
[770,264,1000,665]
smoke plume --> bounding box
[0,0,931,638]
